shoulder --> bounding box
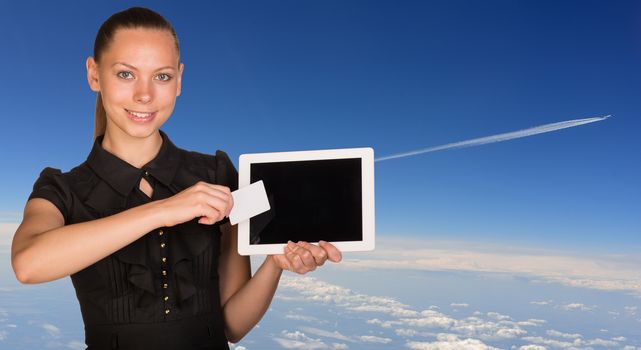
[32,162,93,190]
[178,147,235,171]
[29,162,94,224]
[176,147,237,189]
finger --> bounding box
[319,240,342,262]
[194,181,231,195]
[288,241,316,272]
[191,182,233,207]
[197,192,232,222]
[297,241,328,266]
[286,250,305,273]
[198,206,223,225]
[226,192,234,218]
[199,189,232,208]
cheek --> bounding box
[102,80,133,104]
[156,84,179,106]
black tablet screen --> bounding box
[249,158,362,245]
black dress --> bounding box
[27,130,238,350]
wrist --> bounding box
[264,255,284,275]
[143,199,168,228]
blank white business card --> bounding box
[229,180,270,225]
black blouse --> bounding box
[27,130,238,350]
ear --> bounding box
[86,57,100,92]
[176,62,184,97]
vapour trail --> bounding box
[374,115,610,162]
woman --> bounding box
[10,6,342,350]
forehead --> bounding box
[101,28,178,67]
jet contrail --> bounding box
[375,115,610,162]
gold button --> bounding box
[160,243,166,248]
[162,257,167,263]
[165,309,170,314]
[162,270,167,276]
[164,296,169,301]
[163,283,168,289]
[158,230,164,236]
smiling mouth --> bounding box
[125,109,156,120]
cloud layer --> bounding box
[336,237,641,296]
[273,274,637,350]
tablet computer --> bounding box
[237,147,375,255]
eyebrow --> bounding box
[112,62,176,71]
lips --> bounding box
[125,109,156,122]
[126,109,155,117]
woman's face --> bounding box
[86,28,183,140]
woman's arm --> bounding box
[12,182,232,284]
[12,198,166,284]
[217,223,279,343]
[218,223,341,343]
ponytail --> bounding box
[93,92,107,141]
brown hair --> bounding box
[92,7,180,141]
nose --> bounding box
[133,79,153,104]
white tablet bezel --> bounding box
[237,147,375,256]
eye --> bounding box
[156,73,173,82]
[117,71,134,80]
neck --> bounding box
[101,128,163,169]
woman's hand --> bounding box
[155,181,233,227]
[269,240,342,274]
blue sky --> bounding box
[1,1,641,348]
[0,0,640,253]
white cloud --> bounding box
[560,303,592,312]
[367,318,396,328]
[279,275,531,344]
[487,312,511,321]
[285,313,321,322]
[279,275,418,319]
[521,336,575,348]
[519,346,547,350]
[395,328,419,337]
[612,336,627,342]
[274,330,329,349]
[42,323,61,338]
[530,301,552,306]
[332,343,348,349]
[451,303,469,308]
[584,338,618,347]
[405,333,501,350]
[0,330,8,341]
[450,317,526,340]
[624,306,638,315]
[273,338,328,349]
[522,335,621,349]
[336,237,641,296]
[399,309,456,329]
[546,330,582,339]
[358,335,392,344]
[67,340,87,350]
[517,319,546,327]
[277,273,637,350]
[299,327,352,342]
